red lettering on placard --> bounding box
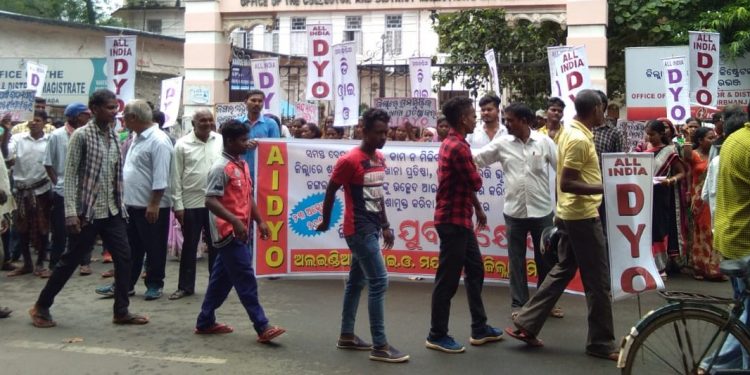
[697,90,712,106]
[313,40,329,56]
[311,82,330,98]
[616,183,644,216]
[697,71,713,87]
[113,79,127,95]
[621,267,658,293]
[617,224,646,258]
[114,59,128,75]
[313,60,329,77]
[697,52,713,68]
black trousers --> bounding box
[177,208,216,294]
[49,192,91,269]
[37,215,132,316]
[429,223,488,339]
[127,207,170,290]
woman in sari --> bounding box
[685,127,723,280]
[645,120,687,278]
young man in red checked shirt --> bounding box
[425,97,503,354]
[317,108,409,363]
[194,119,285,343]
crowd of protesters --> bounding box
[0,86,747,368]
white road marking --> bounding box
[6,340,227,364]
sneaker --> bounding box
[337,334,372,350]
[95,284,135,297]
[425,335,465,353]
[144,287,163,301]
[370,344,410,363]
[470,325,504,345]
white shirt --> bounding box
[123,125,174,208]
[170,131,223,211]
[702,155,720,226]
[9,132,51,195]
[467,123,508,148]
[473,130,557,218]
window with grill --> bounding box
[291,17,307,31]
[291,17,307,55]
[344,16,363,54]
[244,30,253,50]
[384,15,402,56]
[146,19,162,34]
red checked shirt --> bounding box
[434,129,483,229]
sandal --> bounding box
[34,268,52,279]
[257,325,286,343]
[101,269,114,278]
[550,306,564,319]
[7,267,32,277]
[168,290,193,300]
[586,350,619,361]
[504,327,544,347]
[195,323,234,334]
[113,312,149,325]
[29,305,56,328]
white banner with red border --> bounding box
[602,153,664,301]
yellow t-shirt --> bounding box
[714,123,750,259]
[555,120,602,220]
[538,123,564,144]
[11,122,56,135]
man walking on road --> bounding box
[505,90,617,361]
[426,97,503,354]
[316,108,409,363]
[30,89,149,328]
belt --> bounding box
[16,178,50,191]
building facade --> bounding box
[113,0,186,38]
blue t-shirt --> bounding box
[235,115,280,177]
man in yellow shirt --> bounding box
[507,89,617,361]
[537,97,565,144]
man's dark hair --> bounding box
[442,97,474,129]
[712,112,723,122]
[724,113,749,139]
[245,89,266,100]
[33,110,48,121]
[305,123,322,138]
[478,94,501,109]
[221,119,249,145]
[34,97,46,104]
[89,89,116,108]
[152,110,166,128]
[595,90,608,112]
[293,117,307,126]
[574,89,601,119]
[547,97,565,110]
[686,117,702,126]
[723,104,746,122]
[362,108,390,132]
[607,103,620,112]
[504,102,535,125]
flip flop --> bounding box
[113,313,149,325]
[257,326,286,343]
[195,323,234,334]
[504,327,544,347]
[586,350,619,361]
[29,306,56,328]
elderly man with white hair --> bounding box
[95,99,173,301]
[168,109,223,300]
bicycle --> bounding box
[618,255,750,374]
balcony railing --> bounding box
[121,0,182,8]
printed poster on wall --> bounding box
[159,76,183,128]
[253,139,586,294]
[25,61,47,97]
[306,24,333,101]
[689,31,720,108]
[105,35,136,113]
[602,153,663,301]
[251,57,281,116]
[484,49,501,96]
[662,56,691,124]
[408,57,432,98]
[552,45,591,124]
[333,42,359,127]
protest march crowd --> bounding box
[0,84,749,367]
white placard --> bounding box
[484,49,501,96]
[602,153,663,301]
[333,42,359,127]
[306,24,333,101]
[547,46,573,97]
[689,31,720,108]
[408,57,432,98]
[662,56,691,124]
[25,61,47,97]
[105,35,136,113]
[552,46,591,124]
[159,76,183,128]
[251,57,281,116]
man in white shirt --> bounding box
[168,109,223,300]
[473,103,561,317]
[7,110,52,278]
[467,94,508,148]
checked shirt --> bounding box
[434,129,483,230]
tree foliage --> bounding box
[0,0,120,25]
[431,9,565,110]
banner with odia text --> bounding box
[254,139,586,294]
[408,57,432,98]
[333,42,359,127]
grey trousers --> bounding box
[514,217,616,354]
[504,212,554,309]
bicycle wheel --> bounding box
[622,307,750,374]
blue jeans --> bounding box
[196,239,269,334]
[701,277,750,370]
[342,231,388,347]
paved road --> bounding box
[0,256,731,375]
